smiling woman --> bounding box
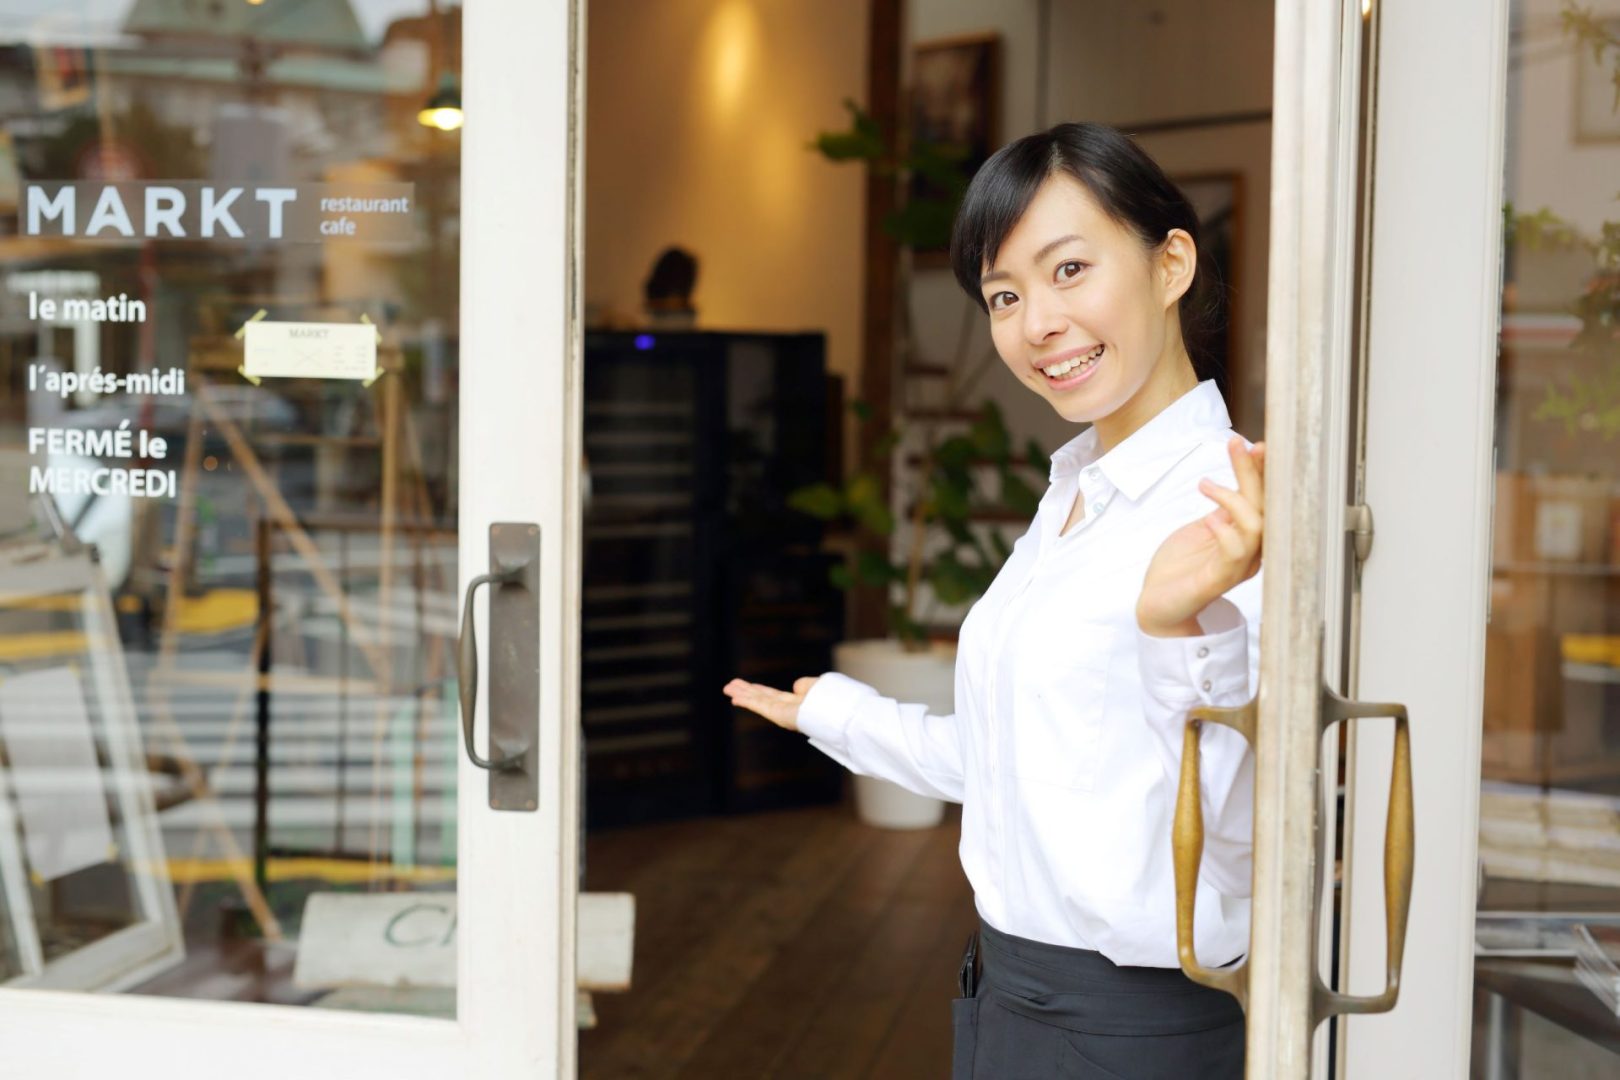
[724,122,1265,1079]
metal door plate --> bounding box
[488,522,540,811]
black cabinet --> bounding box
[582,331,844,827]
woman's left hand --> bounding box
[1136,437,1265,637]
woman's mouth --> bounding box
[1039,344,1104,388]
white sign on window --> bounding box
[243,320,378,382]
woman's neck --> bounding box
[1091,348,1200,453]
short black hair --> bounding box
[949,122,1227,390]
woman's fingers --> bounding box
[1205,511,1250,564]
[1229,437,1265,509]
[1199,477,1262,538]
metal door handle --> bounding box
[1170,688,1414,1023]
[455,523,541,811]
[458,566,526,771]
[1311,689,1414,1021]
[1172,698,1257,1009]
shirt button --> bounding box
[1197,646,1210,659]
[1201,679,1213,692]
[1091,502,1105,515]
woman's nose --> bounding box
[1021,295,1066,346]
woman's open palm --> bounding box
[1136,437,1265,637]
[723,676,819,732]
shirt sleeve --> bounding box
[1136,577,1261,899]
[795,672,966,804]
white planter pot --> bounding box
[832,638,956,830]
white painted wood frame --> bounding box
[0,0,585,1073]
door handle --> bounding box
[1171,687,1414,1022]
[1311,689,1413,1021]
[455,522,541,811]
[1172,698,1257,1008]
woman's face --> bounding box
[979,174,1193,429]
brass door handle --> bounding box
[1172,698,1258,1009]
[1311,689,1413,1021]
[1171,688,1414,1023]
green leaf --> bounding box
[942,515,976,546]
[845,473,895,535]
[786,482,843,520]
[931,476,971,521]
[934,434,977,470]
[856,550,903,586]
[1000,472,1041,517]
[1024,438,1051,474]
[850,398,873,424]
[810,100,886,162]
[889,604,926,646]
[829,562,855,591]
[928,555,978,606]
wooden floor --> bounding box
[578,801,976,1079]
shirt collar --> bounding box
[1047,380,1232,501]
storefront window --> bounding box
[0,0,463,1015]
[1475,0,1620,1070]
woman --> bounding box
[724,122,1264,1079]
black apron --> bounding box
[952,920,1245,1079]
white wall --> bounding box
[584,0,868,397]
[906,0,1273,443]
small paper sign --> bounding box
[243,320,377,381]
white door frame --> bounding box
[0,0,584,1074]
[1338,0,1510,1076]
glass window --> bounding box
[0,0,463,1016]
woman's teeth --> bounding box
[1042,345,1104,379]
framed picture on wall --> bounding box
[1173,173,1243,401]
[909,31,1000,263]
[1574,17,1620,143]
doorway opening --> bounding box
[575,2,1275,1075]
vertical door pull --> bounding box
[456,523,541,811]
[1172,698,1258,1010]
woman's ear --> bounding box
[1157,228,1197,309]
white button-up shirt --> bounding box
[797,380,1259,968]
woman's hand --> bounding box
[723,676,819,732]
[1136,437,1265,638]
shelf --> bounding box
[1495,562,1620,578]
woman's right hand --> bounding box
[723,676,819,732]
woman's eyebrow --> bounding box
[979,234,1085,286]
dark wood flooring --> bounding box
[578,801,975,1079]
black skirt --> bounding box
[952,920,1245,1079]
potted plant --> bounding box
[791,401,1045,828]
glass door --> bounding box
[0,0,579,1074]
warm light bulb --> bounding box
[418,106,464,131]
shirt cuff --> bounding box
[1138,597,1250,709]
[795,671,877,749]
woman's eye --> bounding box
[988,291,1017,311]
[1056,260,1088,282]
